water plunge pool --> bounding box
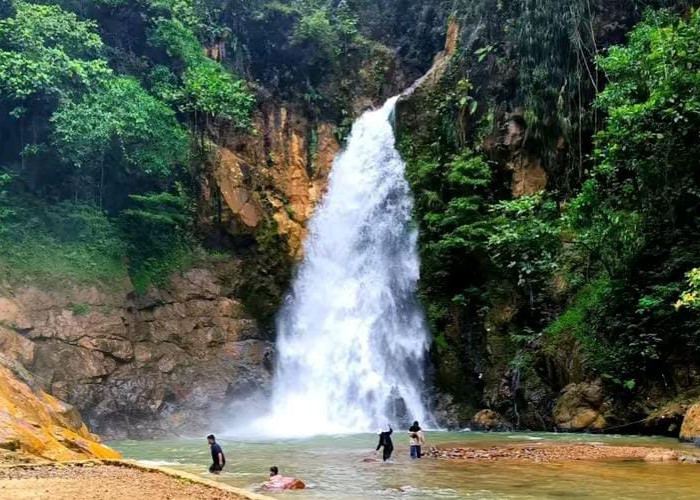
[111,432,699,499]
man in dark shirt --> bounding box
[207,434,225,474]
[375,427,394,462]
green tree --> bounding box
[488,194,560,304]
[560,8,700,381]
[575,8,700,268]
[150,17,254,129]
[51,76,189,202]
[0,1,111,102]
[120,191,193,293]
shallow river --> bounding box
[111,432,699,499]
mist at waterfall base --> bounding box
[232,97,433,439]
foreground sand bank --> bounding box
[0,461,272,500]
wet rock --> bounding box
[211,103,339,257]
[553,380,607,431]
[0,268,273,440]
[644,402,688,437]
[499,115,548,198]
[471,409,511,432]
[431,393,467,430]
[680,401,700,442]
[0,355,119,461]
[262,476,306,492]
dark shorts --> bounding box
[209,463,225,473]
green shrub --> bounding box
[51,76,189,178]
[0,2,111,102]
[120,191,193,294]
[0,197,128,287]
[68,302,90,316]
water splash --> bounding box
[251,97,431,437]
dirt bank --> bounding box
[426,443,700,463]
[0,463,260,500]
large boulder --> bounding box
[0,356,119,461]
[553,380,607,431]
[471,409,512,432]
[680,401,700,442]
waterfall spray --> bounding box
[249,97,432,437]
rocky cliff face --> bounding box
[0,355,119,461]
[204,98,340,258]
[0,266,273,439]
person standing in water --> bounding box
[376,426,394,462]
[408,421,425,459]
[207,434,225,474]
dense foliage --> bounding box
[0,0,444,311]
[0,0,253,291]
[400,2,700,423]
[563,8,700,383]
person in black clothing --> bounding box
[375,427,394,462]
[207,434,225,474]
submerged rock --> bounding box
[262,475,306,491]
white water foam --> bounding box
[246,97,431,437]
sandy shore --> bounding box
[0,463,260,500]
[425,443,700,463]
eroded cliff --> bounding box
[0,354,120,461]
[0,266,273,439]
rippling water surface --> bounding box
[111,432,700,499]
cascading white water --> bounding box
[252,97,431,437]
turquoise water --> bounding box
[111,432,700,499]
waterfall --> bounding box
[252,97,431,437]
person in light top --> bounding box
[262,466,305,491]
[408,421,426,459]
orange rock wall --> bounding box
[680,402,700,441]
[0,357,120,461]
[211,103,339,257]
